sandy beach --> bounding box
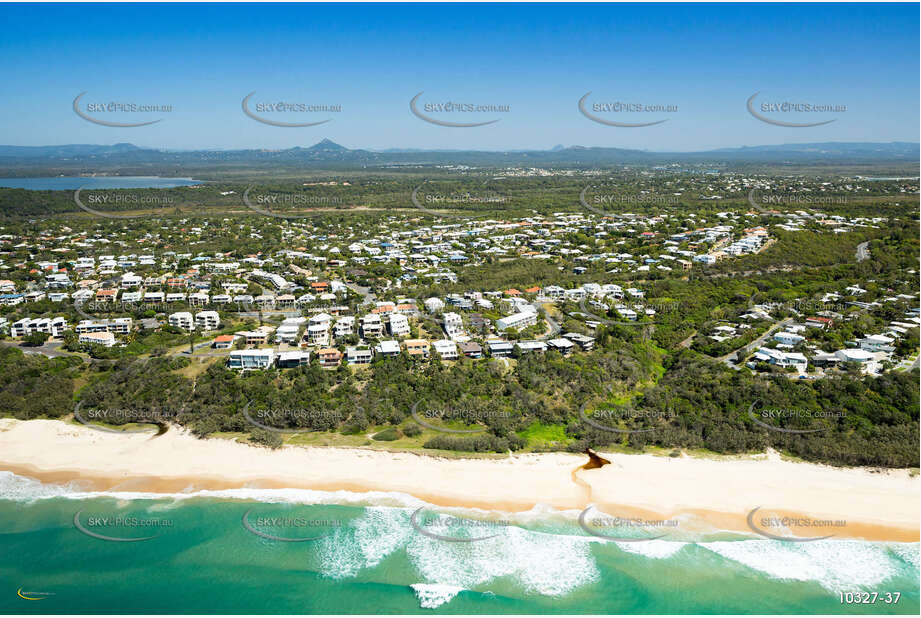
[1,418,918,542]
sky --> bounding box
[0,2,918,151]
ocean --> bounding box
[0,177,202,190]
[0,471,917,614]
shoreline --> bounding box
[1,419,918,543]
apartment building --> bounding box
[361,314,384,339]
[195,311,220,331]
[496,310,538,332]
[74,317,132,335]
[443,312,465,340]
[168,312,195,331]
[11,317,69,338]
[79,331,116,347]
[334,316,355,338]
[389,313,410,337]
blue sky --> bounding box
[1,2,917,151]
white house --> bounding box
[228,349,275,370]
[424,297,445,313]
[346,346,374,365]
[375,340,401,357]
[432,339,458,360]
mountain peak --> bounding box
[305,138,348,151]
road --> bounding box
[346,282,376,306]
[532,303,561,341]
[0,340,71,358]
[856,241,870,262]
[718,317,794,367]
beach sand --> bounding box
[1,418,917,542]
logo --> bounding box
[578,92,671,127]
[409,507,505,543]
[241,509,340,542]
[410,179,507,219]
[241,91,336,127]
[746,92,840,128]
[578,399,674,435]
[72,92,166,127]
[747,400,836,434]
[73,510,171,542]
[17,588,55,601]
[409,400,492,434]
[72,400,165,434]
[578,506,672,542]
[409,91,506,127]
[746,507,839,542]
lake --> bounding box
[0,176,203,190]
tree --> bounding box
[24,331,51,346]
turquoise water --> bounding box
[0,177,202,190]
[0,471,917,614]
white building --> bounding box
[79,331,116,347]
[443,312,465,340]
[375,340,401,357]
[361,314,385,339]
[168,312,195,331]
[334,316,355,338]
[195,311,220,331]
[389,313,410,337]
[228,349,275,370]
[496,311,538,332]
[424,297,445,313]
[432,339,458,360]
[275,317,306,343]
[346,346,374,364]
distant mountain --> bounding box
[0,143,142,158]
[0,140,916,175]
[300,138,349,152]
